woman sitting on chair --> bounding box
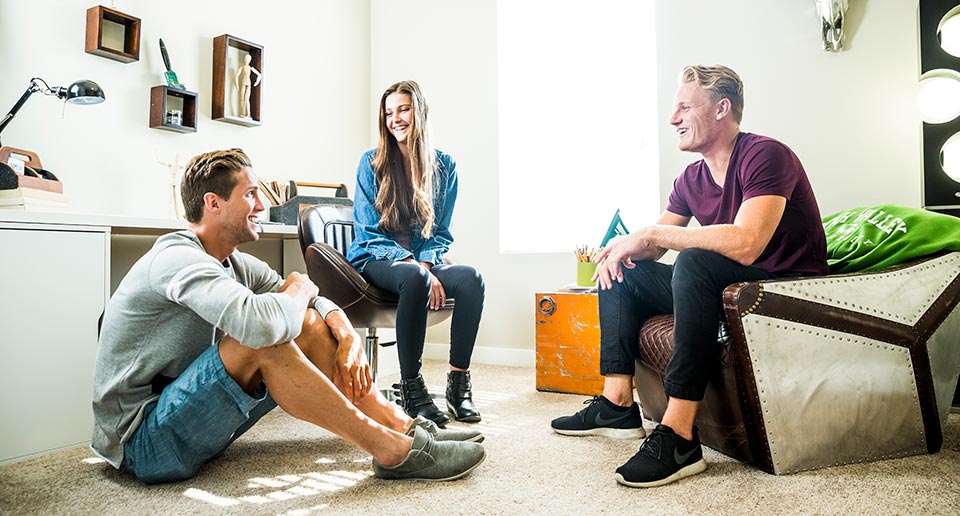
[347,80,484,427]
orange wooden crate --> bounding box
[535,291,604,395]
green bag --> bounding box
[823,204,960,273]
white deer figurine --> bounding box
[155,149,185,220]
[815,0,849,52]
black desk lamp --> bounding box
[0,77,105,146]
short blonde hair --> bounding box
[680,65,744,123]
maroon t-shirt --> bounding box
[666,132,828,276]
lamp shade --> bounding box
[917,69,960,124]
[63,80,105,105]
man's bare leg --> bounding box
[660,398,698,440]
[292,309,411,432]
[218,336,411,467]
[602,374,635,406]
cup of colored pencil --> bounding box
[575,245,597,286]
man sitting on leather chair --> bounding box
[550,65,828,488]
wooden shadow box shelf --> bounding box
[149,86,198,133]
[212,34,264,126]
[85,5,140,63]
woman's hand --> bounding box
[419,261,446,310]
[426,271,446,310]
[403,258,447,310]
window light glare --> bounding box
[917,74,960,124]
[497,1,659,253]
[941,132,960,183]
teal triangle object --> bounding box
[600,209,629,247]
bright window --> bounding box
[498,0,660,253]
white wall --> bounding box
[654,0,923,216]
[0,0,371,217]
[2,1,928,364]
[370,1,569,364]
[371,0,927,363]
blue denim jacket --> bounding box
[347,148,457,272]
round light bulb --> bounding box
[942,132,960,183]
[939,9,960,58]
[917,72,960,124]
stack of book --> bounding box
[0,187,71,212]
[258,178,290,206]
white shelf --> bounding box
[0,211,297,238]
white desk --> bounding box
[0,211,298,236]
[0,212,302,464]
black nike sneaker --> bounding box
[615,424,707,488]
[550,395,646,439]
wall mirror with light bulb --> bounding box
[919,1,960,217]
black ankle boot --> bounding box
[398,374,449,427]
[446,370,481,422]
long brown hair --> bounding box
[372,80,436,238]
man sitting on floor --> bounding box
[91,148,485,484]
[551,65,828,488]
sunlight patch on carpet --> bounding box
[81,457,106,464]
[248,476,294,488]
[278,504,329,516]
[186,469,374,508]
[303,472,360,487]
[238,495,273,504]
[183,487,241,506]
[425,385,518,405]
[464,412,539,436]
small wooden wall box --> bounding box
[149,86,198,133]
[535,291,604,396]
[85,5,141,63]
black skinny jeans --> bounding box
[598,248,776,401]
[361,261,485,380]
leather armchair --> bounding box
[298,203,454,379]
[634,252,960,474]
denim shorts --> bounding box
[123,344,277,484]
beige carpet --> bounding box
[2,360,959,516]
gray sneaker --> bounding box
[373,426,486,481]
[409,416,485,443]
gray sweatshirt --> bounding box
[91,231,336,468]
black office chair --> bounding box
[298,203,454,380]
